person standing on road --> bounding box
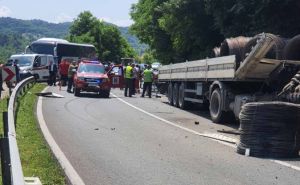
[67,61,77,93]
[59,59,70,86]
[141,65,153,98]
[124,63,134,97]
[48,60,58,86]
[134,65,141,94]
[13,60,20,83]
[0,63,3,92]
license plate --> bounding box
[88,83,98,87]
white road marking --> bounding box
[271,160,300,171]
[37,88,85,185]
[112,93,300,172]
[112,93,237,145]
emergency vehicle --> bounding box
[73,61,124,97]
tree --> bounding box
[158,0,223,61]
[69,11,99,36]
[130,0,223,64]
[130,0,174,64]
[205,0,300,37]
[69,11,136,63]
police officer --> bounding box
[141,65,153,98]
[124,63,134,97]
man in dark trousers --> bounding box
[141,65,153,98]
[124,63,134,97]
[48,60,58,86]
[67,61,78,93]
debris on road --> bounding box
[217,129,240,135]
[35,92,64,98]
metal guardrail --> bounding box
[0,76,36,185]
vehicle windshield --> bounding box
[78,64,105,74]
[9,56,34,67]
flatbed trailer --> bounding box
[158,33,300,123]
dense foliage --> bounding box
[131,0,300,64]
[69,11,137,63]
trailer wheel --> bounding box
[173,83,179,107]
[167,83,173,105]
[209,88,226,123]
[178,82,189,109]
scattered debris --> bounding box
[94,128,99,130]
[35,92,64,98]
[217,129,240,135]
[111,128,116,131]
[185,136,188,139]
[194,121,199,125]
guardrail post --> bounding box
[1,112,12,185]
[0,137,12,185]
[3,112,8,137]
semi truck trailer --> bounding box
[158,33,300,123]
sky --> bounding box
[0,0,138,26]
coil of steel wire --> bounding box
[210,47,221,58]
[237,101,300,158]
[284,34,300,61]
[220,36,251,66]
[243,33,288,60]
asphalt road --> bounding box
[40,86,300,185]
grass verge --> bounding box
[15,83,66,184]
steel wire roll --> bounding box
[237,101,300,158]
[243,33,288,60]
[284,34,300,60]
[209,47,221,58]
[220,36,251,65]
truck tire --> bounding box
[167,83,173,105]
[178,82,189,109]
[74,88,81,97]
[100,90,110,98]
[209,88,226,123]
[173,83,179,107]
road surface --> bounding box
[40,86,300,185]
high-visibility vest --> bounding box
[125,66,133,79]
[143,69,153,82]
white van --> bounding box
[7,54,55,81]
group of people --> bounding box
[48,59,78,93]
[124,63,154,98]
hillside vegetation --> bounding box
[0,17,145,63]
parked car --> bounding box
[151,62,161,70]
[73,60,111,97]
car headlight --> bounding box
[21,70,28,74]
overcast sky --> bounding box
[0,0,138,26]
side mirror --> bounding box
[33,62,38,67]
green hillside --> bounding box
[0,17,146,63]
